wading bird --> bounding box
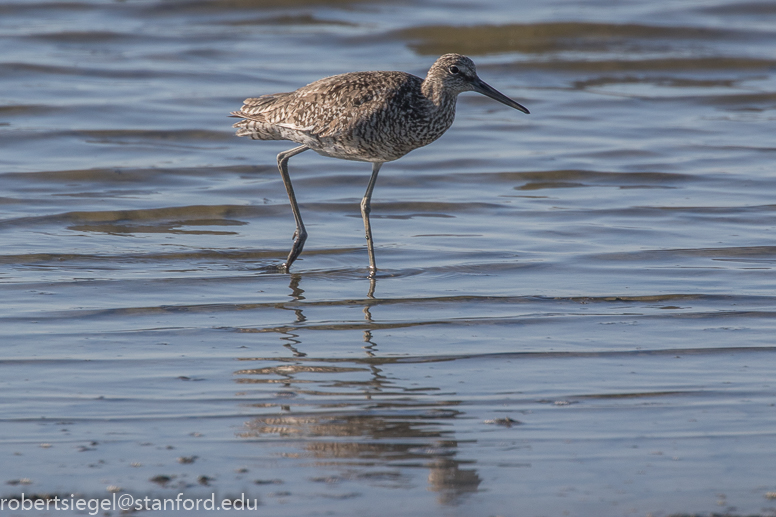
[231,53,529,275]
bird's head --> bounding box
[427,53,529,114]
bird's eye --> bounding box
[449,65,460,74]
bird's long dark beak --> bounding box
[472,77,530,114]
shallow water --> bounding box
[2,0,776,516]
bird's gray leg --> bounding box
[277,145,310,270]
[360,162,383,276]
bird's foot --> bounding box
[283,229,307,271]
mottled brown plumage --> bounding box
[230,54,529,274]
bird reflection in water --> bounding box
[232,274,481,504]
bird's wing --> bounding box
[275,122,316,132]
[231,72,418,139]
[229,93,290,123]
[283,72,415,139]
[240,93,286,113]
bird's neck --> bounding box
[421,79,457,109]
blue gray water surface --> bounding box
[1,0,776,516]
